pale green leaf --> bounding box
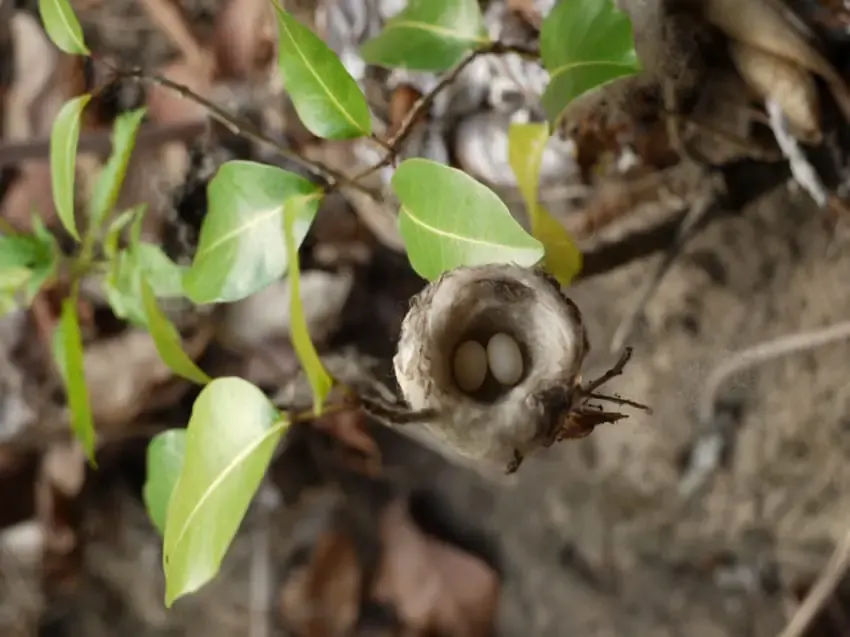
[104,249,147,326]
[360,0,488,72]
[163,378,284,605]
[183,161,320,304]
[540,0,640,124]
[88,108,146,228]
[38,0,90,55]
[282,195,332,414]
[144,429,187,536]
[392,158,544,280]
[274,6,371,139]
[507,122,582,285]
[103,205,144,260]
[49,94,91,241]
[137,244,185,298]
[140,278,211,385]
[52,295,96,464]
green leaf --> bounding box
[360,0,488,72]
[88,108,146,229]
[392,158,544,280]
[163,378,284,605]
[49,94,91,241]
[52,295,96,464]
[507,122,582,285]
[38,0,90,55]
[144,429,187,536]
[0,227,59,304]
[282,195,332,414]
[103,206,144,260]
[137,244,185,298]
[540,0,640,125]
[140,278,211,385]
[104,249,147,326]
[274,6,371,139]
[104,239,184,327]
[0,233,54,270]
[183,161,320,304]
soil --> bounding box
[5,1,850,636]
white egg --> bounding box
[486,333,524,386]
[452,340,488,393]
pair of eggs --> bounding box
[452,333,524,393]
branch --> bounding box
[116,65,378,196]
[352,42,540,183]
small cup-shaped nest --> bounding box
[393,264,590,467]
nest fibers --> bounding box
[394,264,647,472]
[395,265,631,473]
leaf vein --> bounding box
[277,16,366,134]
[166,420,286,555]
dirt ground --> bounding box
[5,0,850,636]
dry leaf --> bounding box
[213,0,275,79]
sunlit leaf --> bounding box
[163,378,284,605]
[183,161,320,304]
[392,158,544,280]
[140,278,211,385]
[52,295,96,464]
[49,94,91,241]
[274,6,371,139]
[360,0,488,72]
[282,195,332,414]
[144,429,186,536]
[38,0,90,55]
[88,108,146,228]
[507,122,582,285]
[540,0,640,124]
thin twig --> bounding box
[778,526,850,637]
[116,66,379,195]
[609,192,718,353]
[352,42,540,183]
[580,347,633,395]
[697,320,850,428]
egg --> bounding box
[453,340,488,393]
[486,333,523,386]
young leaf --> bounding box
[104,249,147,326]
[163,378,284,605]
[50,94,92,241]
[144,429,186,536]
[88,108,146,228]
[38,0,90,55]
[540,0,640,125]
[183,161,321,304]
[103,206,144,260]
[137,244,185,298]
[507,122,582,285]
[140,278,211,386]
[360,0,488,72]
[274,6,371,139]
[282,195,332,414]
[392,158,544,280]
[52,295,96,464]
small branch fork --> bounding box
[0,42,539,195]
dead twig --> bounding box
[609,192,719,353]
[778,526,850,637]
[698,320,850,428]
